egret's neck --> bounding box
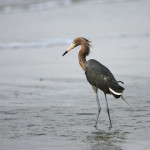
[78,45,88,71]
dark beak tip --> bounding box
[62,51,68,56]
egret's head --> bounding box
[62,37,91,56]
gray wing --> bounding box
[85,59,124,94]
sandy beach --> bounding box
[0,0,150,149]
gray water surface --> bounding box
[0,76,150,150]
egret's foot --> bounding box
[94,119,98,127]
[94,123,97,128]
[109,124,112,129]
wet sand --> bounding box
[0,0,150,150]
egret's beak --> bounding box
[62,51,68,56]
[62,43,76,56]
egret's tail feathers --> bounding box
[108,80,124,98]
[109,87,122,98]
[109,87,122,96]
[107,79,131,107]
[117,81,124,84]
[121,95,132,108]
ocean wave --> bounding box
[0,0,72,13]
[0,38,73,49]
[0,0,141,14]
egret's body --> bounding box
[62,37,129,127]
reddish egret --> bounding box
[62,37,129,127]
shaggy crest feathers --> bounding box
[74,37,91,56]
[81,37,91,56]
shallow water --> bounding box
[0,0,150,149]
[0,76,150,150]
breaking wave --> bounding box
[0,38,73,49]
[0,0,72,13]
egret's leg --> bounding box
[94,92,101,127]
[104,93,112,128]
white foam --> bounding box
[1,0,72,14]
[0,38,73,49]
